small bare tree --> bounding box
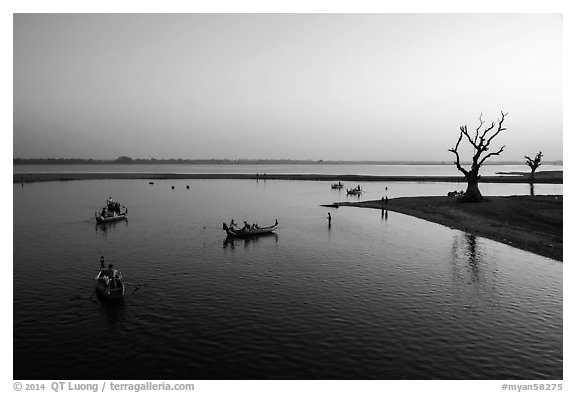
[449,111,508,202]
[525,151,543,180]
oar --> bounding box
[124,281,143,290]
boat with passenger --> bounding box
[331,182,344,189]
[223,219,279,237]
[95,197,128,223]
[95,257,125,300]
[346,186,363,195]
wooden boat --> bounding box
[95,201,128,224]
[95,267,125,300]
[331,182,344,189]
[223,220,279,237]
[95,209,128,224]
[346,188,363,195]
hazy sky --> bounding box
[13,13,562,161]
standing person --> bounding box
[327,212,332,225]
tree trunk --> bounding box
[459,173,484,202]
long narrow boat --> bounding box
[223,220,278,237]
[95,267,125,300]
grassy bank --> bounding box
[337,195,562,261]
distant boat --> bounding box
[223,220,278,237]
[331,182,344,189]
[95,267,125,300]
[346,188,363,195]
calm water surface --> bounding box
[13,179,562,379]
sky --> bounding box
[13,13,563,161]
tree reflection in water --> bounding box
[450,232,499,305]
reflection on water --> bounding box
[223,233,279,250]
[450,232,500,307]
[95,220,129,234]
[96,296,125,328]
[381,209,388,220]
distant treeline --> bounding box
[13,157,563,166]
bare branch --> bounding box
[474,113,484,143]
[484,111,508,147]
[478,145,505,166]
[460,124,479,150]
[448,132,468,175]
[479,122,496,142]
[526,151,543,171]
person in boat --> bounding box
[229,219,238,228]
[101,207,108,218]
[106,263,120,287]
[243,221,250,230]
[356,185,361,191]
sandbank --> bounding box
[336,195,562,261]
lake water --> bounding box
[13,178,562,380]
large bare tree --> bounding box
[525,151,543,180]
[449,111,508,202]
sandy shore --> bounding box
[336,195,562,261]
[13,170,562,184]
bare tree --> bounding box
[449,111,508,202]
[525,151,543,180]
